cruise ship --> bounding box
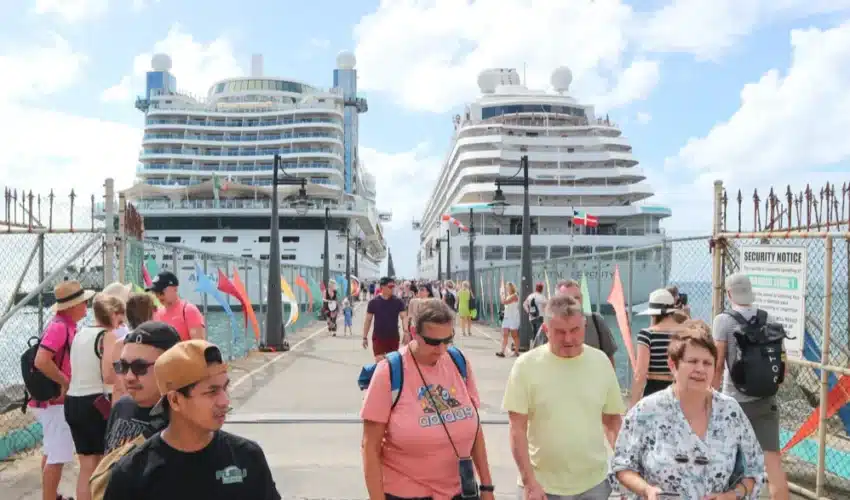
[121,52,389,306]
[416,67,672,305]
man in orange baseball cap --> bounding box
[103,340,280,499]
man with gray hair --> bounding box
[713,273,789,500]
[532,279,617,366]
[503,295,624,500]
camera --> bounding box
[458,457,478,498]
[677,293,688,306]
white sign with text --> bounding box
[739,245,807,360]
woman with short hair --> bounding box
[610,324,765,498]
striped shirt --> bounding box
[636,329,674,376]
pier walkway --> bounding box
[2,303,792,499]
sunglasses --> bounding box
[419,334,454,346]
[674,454,709,465]
[113,359,155,376]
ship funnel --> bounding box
[251,54,264,77]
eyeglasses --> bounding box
[419,334,454,346]
[674,454,709,465]
[113,359,155,376]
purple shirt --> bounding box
[28,313,77,408]
[367,295,406,338]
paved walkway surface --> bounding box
[0,303,801,499]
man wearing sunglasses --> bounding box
[103,321,181,453]
[363,276,409,360]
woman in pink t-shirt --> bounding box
[360,299,495,500]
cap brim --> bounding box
[637,308,665,316]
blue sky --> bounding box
[1,1,849,278]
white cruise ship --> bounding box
[416,67,671,306]
[121,52,389,306]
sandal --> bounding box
[495,352,505,357]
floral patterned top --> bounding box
[609,387,764,498]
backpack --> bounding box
[358,346,469,408]
[20,322,70,410]
[725,309,790,398]
[89,433,146,500]
[445,291,457,311]
[529,297,540,319]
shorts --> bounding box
[643,379,672,398]
[739,396,780,452]
[64,394,108,455]
[34,404,75,464]
[372,334,400,357]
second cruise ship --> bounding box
[121,52,389,305]
[417,67,672,305]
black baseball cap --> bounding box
[146,271,179,293]
[123,321,181,351]
[379,276,395,286]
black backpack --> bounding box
[725,309,790,398]
[20,322,70,411]
[445,291,457,310]
[529,297,540,319]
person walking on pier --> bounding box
[361,299,495,500]
[503,295,624,500]
[362,277,409,360]
[148,271,206,341]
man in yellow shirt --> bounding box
[503,295,624,499]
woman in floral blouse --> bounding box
[609,321,764,499]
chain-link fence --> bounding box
[712,180,850,499]
[452,236,715,391]
[0,180,324,463]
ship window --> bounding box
[459,246,482,260]
[182,254,195,260]
[147,236,159,241]
[573,246,592,256]
[258,236,270,243]
[596,246,615,260]
[505,246,521,260]
[259,254,270,260]
[162,254,173,260]
[550,246,571,259]
[164,236,181,243]
[281,254,296,261]
[200,236,216,243]
[531,246,547,261]
[484,246,503,260]
[241,254,253,258]
[222,236,239,243]
[282,236,300,243]
[335,253,344,260]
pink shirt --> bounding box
[28,313,78,408]
[153,299,205,341]
[360,346,481,499]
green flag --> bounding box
[579,272,593,315]
[212,173,221,202]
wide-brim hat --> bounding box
[637,288,677,316]
[53,280,96,312]
[102,282,132,303]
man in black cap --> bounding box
[362,276,408,360]
[148,270,206,341]
[103,321,181,452]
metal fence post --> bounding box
[37,234,45,333]
[202,256,209,316]
[117,193,126,283]
[103,179,115,284]
[711,180,724,318]
[258,261,265,342]
[627,248,635,387]
[243,258,250,344]
[815,236,834,496]
[595,256,603,313]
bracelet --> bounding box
[479,484,494,492]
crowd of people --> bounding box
[25,269,791,500]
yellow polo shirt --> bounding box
[502,345,625,496]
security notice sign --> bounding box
[739,245,807,359]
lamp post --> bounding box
[445,228,451,281]
[262,153,309,352]
[338,224,351,297]
[323,206,330,290]
[353,236,360,279]
[489,153,532,351]
[467,207,477,306]
[436,239,443,281]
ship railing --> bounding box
[130,198,371,214]
[145,100,343,115]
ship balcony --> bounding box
[451,149,637,166]
[145,117,343,131]
[139,148,342,163]
[136,162,343,178]
[142,131,343,147]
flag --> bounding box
[607,265,636,368]
[231,268,260,341]
[573,210,599,228]
[280,276,299,327]
[295,275,313,311]
[579,273,592,315]
[212,173,222,202]
[781,375,850,454]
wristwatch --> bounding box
[479,484,495,493]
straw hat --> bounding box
[637,288,677,316]
[53,280,96,312]
[102,282,132,303]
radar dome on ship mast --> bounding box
[336,51,356,70]
[551,66,572,93]
[151,53,172,72]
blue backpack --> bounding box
[357,346,468,409]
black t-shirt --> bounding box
[103,430,280,500]
[104,396,168,453]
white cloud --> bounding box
[32,0,158,22]
[0,34,87,103]
[353,0,647,114]
[101,24,244,102]
[635,111,652,124]
[361,144,443,231]
[309,38,330,49]
[641,0,850,60]
[657,20,850,232]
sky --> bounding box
[1,0,849,278]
